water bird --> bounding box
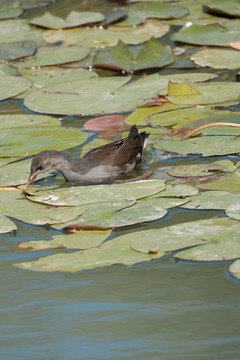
[26,125,149,187]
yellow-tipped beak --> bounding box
[26,173,37,188]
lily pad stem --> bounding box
[184,122,240,139]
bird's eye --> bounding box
[37,166,43,171]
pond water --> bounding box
[1,0,240,359]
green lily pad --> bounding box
[13,46,90,68]
[53,200,136,230]
[165,82,240,106]
[19,67,98,89]
[0,73,32,101]
[167,160,235,178]
[198,168,240,193]
[171,24,240,47]
[0,189,86,226]
[21,0,55,10]
[0,126,88,157]
[226,203,240,221]
[30,11,105,29]
[181,191,240,210]
[154,127,240,157]
[125,1,189,25]
[0,41,36,62]
[0,114,60,129]
[0,213,17,234]
[14,232,164,272]
[0,19,44,46]
[191,49,240,70]
[203,0,240,18]
[42,19,170,47]
[0,1,22,20]
[18,229,111,250]
[175,231,240,262]
[27,180,166,206]
[228,259,240,280]
[152,184,199,198]
[93,38,174,72]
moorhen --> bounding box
[26,125,149,187]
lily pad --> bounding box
[181,191,240,210]
[226,203,240,221]
[167,160,235,178]
[203,0,240,18]
[0,213,17,234]
[27,180,166,206]
[165,82,240,105]
[198,168,240,193]
[14,232,164,272]
[191,49,240,70]
[175,232,240,262]
[0,126,88,157]
[18,229,112,250]
[30,11,105,29]
[0,114,60,129]
[19,67,98,89]
[124,1,189,25]
[42,19,170,47]
[0,19,44,46]
[93,38,174,72]
[151,184,199,198]
[154,127,240,157]
[0,189,86,226]
[131,219,240,261]
[21,0,55,10]
[0,41,36,62]
[0,73,32,101]
[171,24,240,47]
[13,46,90,68]
[228,259,240,280]
[0,1,22,20]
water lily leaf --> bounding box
[198,169,240,193]
[228,259,240,280]
[0,213,17,234]
[166,82,240,105]
[181,191,240,210]
[191,49,240,70]
[0,159,34,186]
[225,203,240,221]
[168,81,200,95]
[83,115,128,139]
[203,0,240,18]
[0,41,36,62]
[21,0,55,10]
[131,218,234,254]
[13,46,90,68]
[0,73,32,101]
[171,24,240,47]
[175,231,240,261]
[131,219,240,261]
[18,229,111,250]
[30,11,105,29]
[154,126,240,157]
[0,189,85,226]
[0,19,44,46]
[0,126,88,157]
[27,180,166,206]
[133,103,238,129]
[125,1,189,25]
[152,184,199,198]
[0,1,22,19]
[53,200,136,230]
[93,38,174,72]
[23,73,173,116]
[168,160,235,178]
[0,114,60,129]
[42,19,169,47]
[228,41,240,51]
[15,232,164,272]
[19,67,98,89]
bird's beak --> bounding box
[26,172,37,188]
